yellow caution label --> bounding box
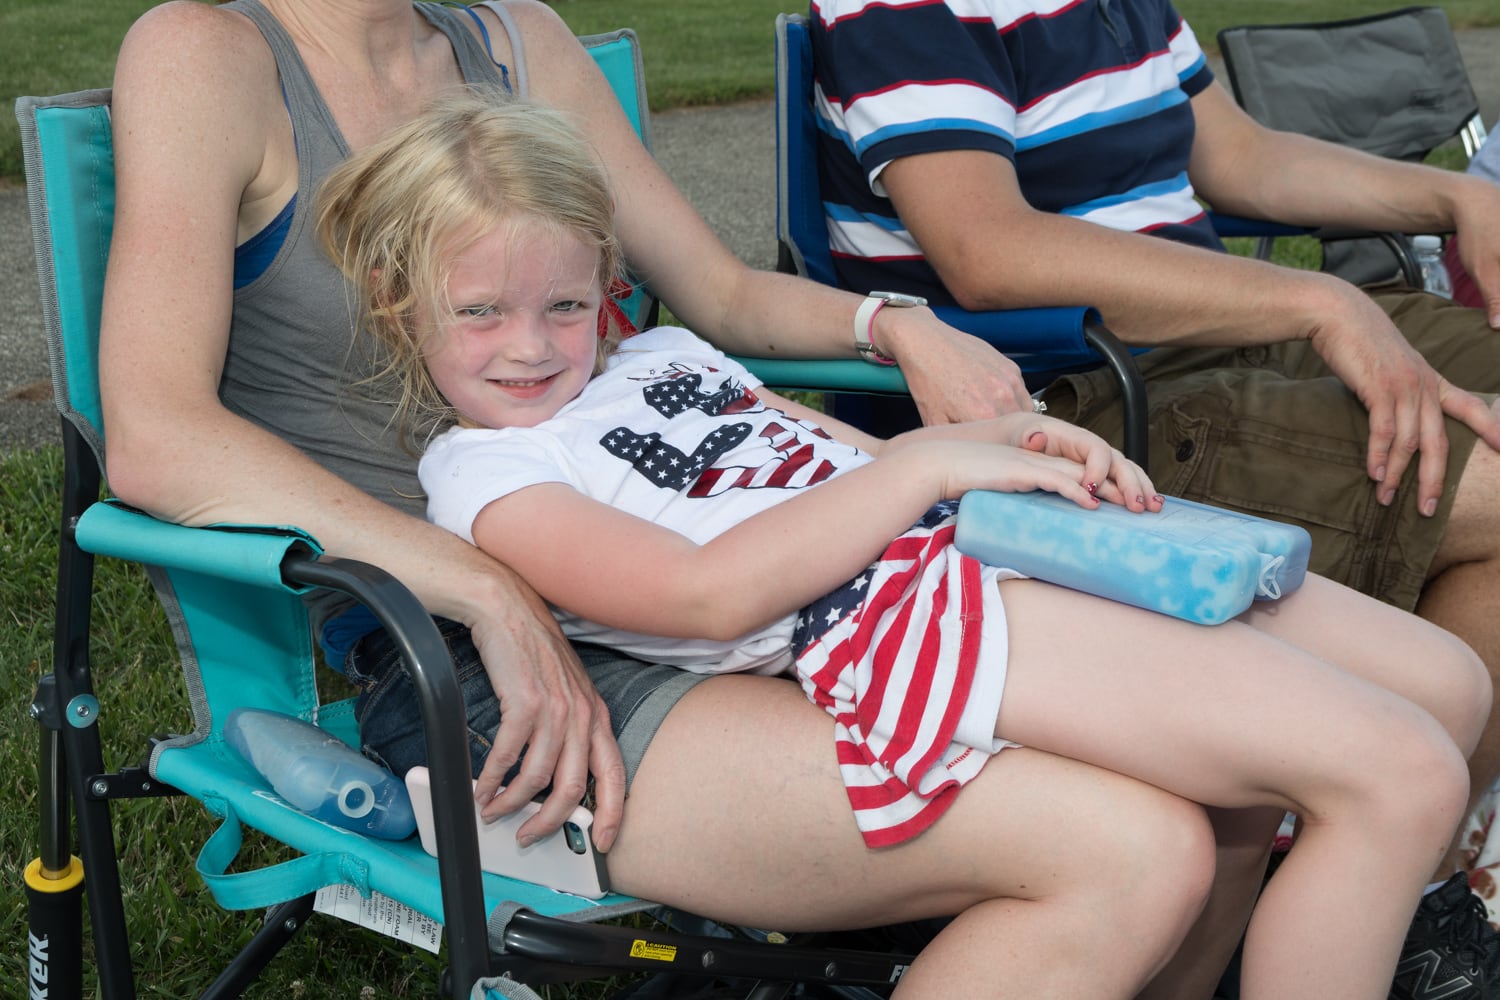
[629,940,678,963]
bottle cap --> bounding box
[337,780,376,819]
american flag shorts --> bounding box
[792,502,1021,848]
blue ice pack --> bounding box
[953,490,1312,625]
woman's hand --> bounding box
[468,587,628,852]
[876,308,1034,424]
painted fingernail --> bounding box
[1135,495,1145,506]
[1086,482,1098,495]
[1153,494,1165,504]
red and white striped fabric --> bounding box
[794,514,1020,848]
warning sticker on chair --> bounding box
[314,884,443,953]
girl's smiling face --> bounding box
[425,217,604,430]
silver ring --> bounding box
[1031,398,1048,414]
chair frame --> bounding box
[17,28,918,1000]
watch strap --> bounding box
[853,295,898,366]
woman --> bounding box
[97,1,1481,994]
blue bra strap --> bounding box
[446,2,513,94]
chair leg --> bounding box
[198,895,317,1000]
[49,420,141,1000]
[24,707,85,1000]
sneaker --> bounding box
[1391,872,1500,999]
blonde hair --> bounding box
[317,87,626,440]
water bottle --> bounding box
[224,708,417,840]
[1411,235,1453,298]
[953,491,1311,626]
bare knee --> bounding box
[1411,624,1492,757]
[1085,779,1217,951]
[1352,713,1472,848]
[1446,635,1494,757]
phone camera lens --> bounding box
[564,821,587,855]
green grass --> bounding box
[4,0,1496,180]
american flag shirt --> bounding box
[421,327,1022,845]
[421,327,870,674]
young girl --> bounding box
[317,91,1491,998]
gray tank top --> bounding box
[220,0,505,525]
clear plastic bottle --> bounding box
[1411,234,1453,299]
[224,708,417,839]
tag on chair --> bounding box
[313,884,443,953]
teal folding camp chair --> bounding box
[772,12,1149,464]
[17,28,917,1000]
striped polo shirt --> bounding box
[811,0,1221,304]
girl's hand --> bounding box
[1011,416,1163,513]
[886,412,1162,513]
[911,438,1094,509]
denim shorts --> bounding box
[1042,285,1497,611]
[345,618,710,787]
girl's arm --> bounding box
[762,390,1158,509]
[470,412,1140,642]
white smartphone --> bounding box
[404,766,610,899]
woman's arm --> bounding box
[100,2,626,846]
[482,0,1033,425]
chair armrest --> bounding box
[72,499,493,987]
[734,306,1107,394]
[735,357,909,394]
[1209,213,1422,286]
[1208,213,1312,240]
[74,500,322,591]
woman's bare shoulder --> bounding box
[116,1,277,99]
[111,1,284,209]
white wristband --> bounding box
[854,291,926,366]
[853,297,895,365]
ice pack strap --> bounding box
[1258,554,1286,600]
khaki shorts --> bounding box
[1041,286,1496,612]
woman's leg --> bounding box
[1138,805,1285,1000]
[995,577,1478,999]
[607,676,1217,999]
